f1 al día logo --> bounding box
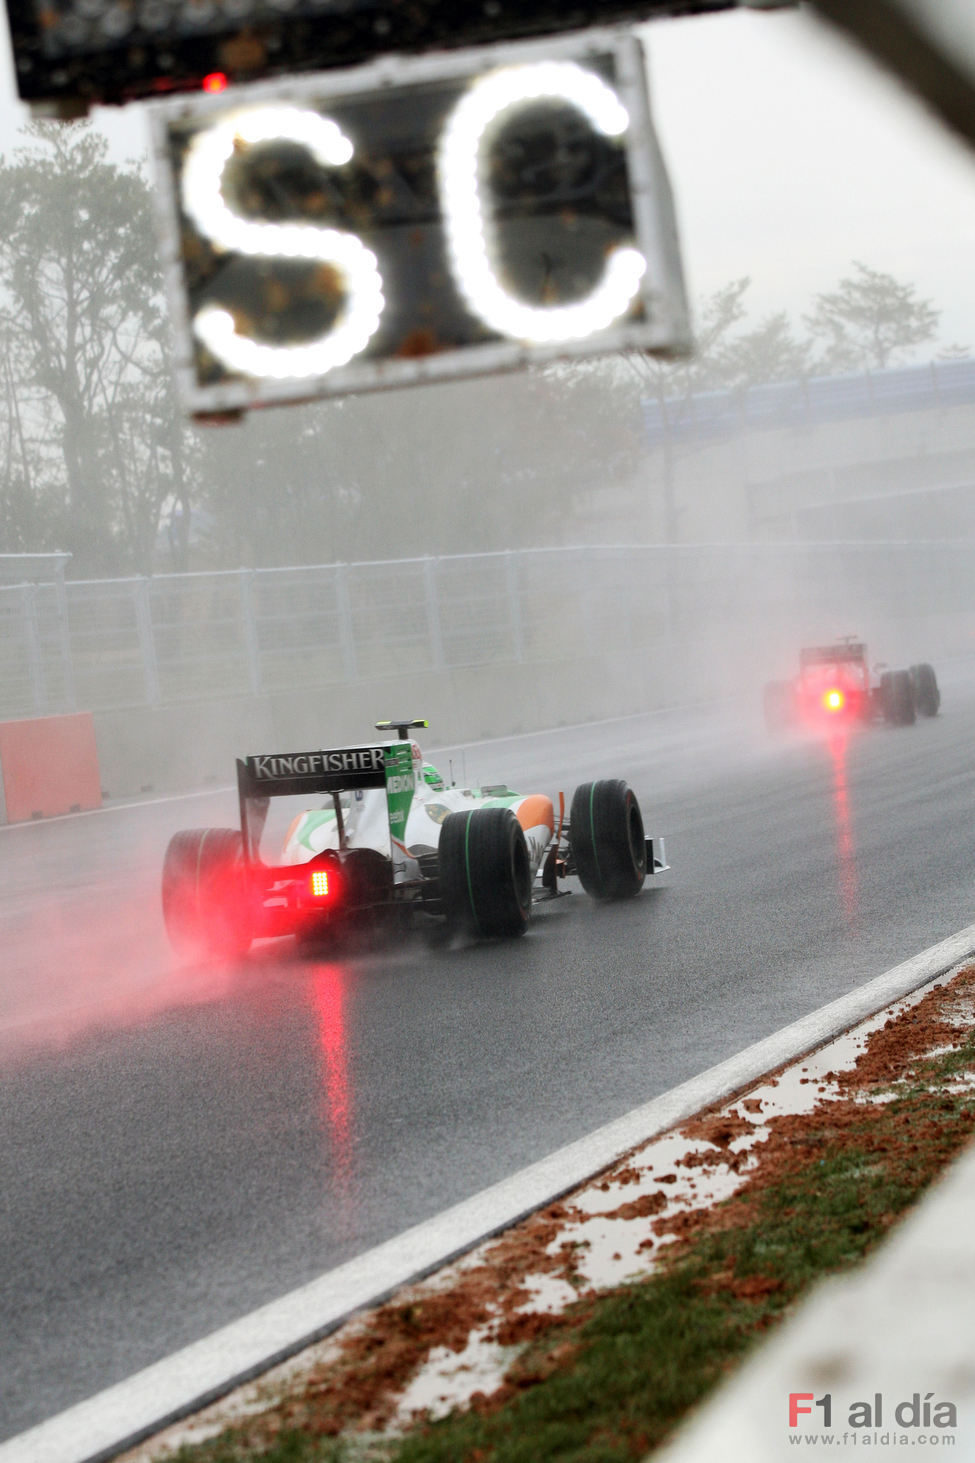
[789,1392,957,1444]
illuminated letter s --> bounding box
[180,105,385,379]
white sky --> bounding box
[0,6,974,353]
[645,7,975,352]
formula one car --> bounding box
[161,720,668,959]
[763,638,940,732]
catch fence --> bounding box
[1,542,971,721]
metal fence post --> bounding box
[424,557,445,670]
[54,571,76,712]
[240,569,263,696]
[134,577,161,706]
[578,547,598,657]
[505,550,525,663]
[22,583,47,714]
[334,564,358,681]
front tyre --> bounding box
[569,780,647,900]
[910,662,940,717]
[880,669,916,727]
[438,807,532,939]
[162,827,252,959]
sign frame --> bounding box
[5,0,737,115]
[149,26,691,420]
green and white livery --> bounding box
[160,718,667,958]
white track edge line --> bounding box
[6,921,975,1463]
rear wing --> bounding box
[800,642,866,667]
[236,742,415,866]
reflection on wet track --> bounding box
[312,962,358,1213]
[828,730,861,933]
[3,686,975,1441]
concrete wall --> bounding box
[91,646,668,800]
[0,712,102,823]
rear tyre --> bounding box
[880,669,916,727]
[910,662,940,717]
[569,780,647,900]
[438,808,532,938]
[162,827,252,959]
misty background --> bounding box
[1,10,975,797]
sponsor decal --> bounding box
[384,742,415,836]
[252,747,385,779]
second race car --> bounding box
[763,638,940,732]
[161,719,668,959]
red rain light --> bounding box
[202,73,229,94]
[310,870,330,899]
[823,688,846,713]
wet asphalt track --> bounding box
[2,682,975,1441]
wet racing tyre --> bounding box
[910,662,940,717]
[569,780,647,900]
[162,827,252,959]
[880,669,916,727]
[438,807,532,938]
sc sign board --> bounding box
[150,30,691,420]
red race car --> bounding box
[764,638,940,732]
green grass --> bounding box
[905,1031,975,1089]
[166,1432,345,1462]
[388,1086,975,1463]
[165,1429,400,1462]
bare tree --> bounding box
[710,311,813,391]
[0,122,196,573]
[804,260,939,373]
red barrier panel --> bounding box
[0,713,102,823]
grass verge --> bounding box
[149,1009,975,1463]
